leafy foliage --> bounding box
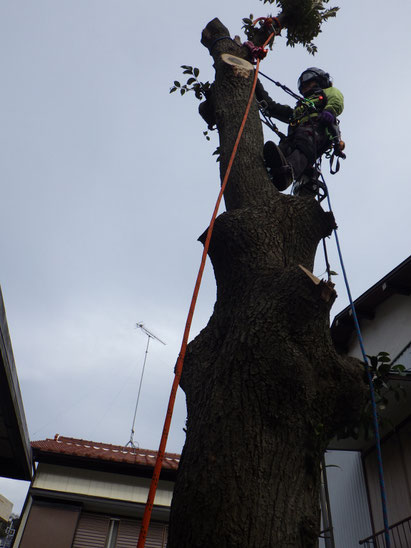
[338,352,408,441]
[170,66,216,144]
[170,65,211,100]
[170,65,220,146]
[244,0,339,54]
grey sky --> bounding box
[1,0,411,512]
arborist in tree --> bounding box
[256,67,344,192]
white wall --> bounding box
[324,451,372,547]
[348,294,411,360]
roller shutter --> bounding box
[71,513,110,547]
[116,519,167,548]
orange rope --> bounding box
[136,28,274,548]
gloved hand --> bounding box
[319,110,335,125]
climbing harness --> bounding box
[258,69,347,179]
[136,19,277,548]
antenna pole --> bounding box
[126,323,166,448]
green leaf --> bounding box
[369,356,378,368]
[174,81,181,87]
[329,270,338,276]
[377,363,391,375]
[183,69,192,74]
[181,65,192,70]
[194,68,200,78]
[180,88,185,95]
[170,87,177,94]
[187,78,196,85]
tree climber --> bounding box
[256,67,344,192]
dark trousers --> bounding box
[279,123,329,180]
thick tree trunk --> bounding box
[168,19,366,548]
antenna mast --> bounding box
[126,323,166,448]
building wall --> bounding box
[15,460,175,547]
[33,463,174,507]
[18,501,80,548]
[348,294,411,360]
[0,494,12,523]
[323,451,372,547]
[16,502,169,548]
[71,512,167,548]
[364,420,411,533]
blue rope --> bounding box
[322,178,391,547]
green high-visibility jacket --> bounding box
[256,80,344,126]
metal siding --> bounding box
[365,428,411,531]
[325,451,372,547]
[71,513,109,548]
[34,463,173,506]
[399,420,411,499]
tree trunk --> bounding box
[168,18,366,548]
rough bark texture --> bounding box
[168,18,367,548]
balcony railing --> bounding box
[359,515,411,547]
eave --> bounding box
[331,255,411,354]
[0,287,32,480]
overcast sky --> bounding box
[1,0,410,514]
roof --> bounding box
[0,286,32,480]
[331,255,411,353]
[31,436,180,476]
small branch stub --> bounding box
[299,264,336,302]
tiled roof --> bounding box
[31,435,180,471]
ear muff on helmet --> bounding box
[298,68,331,93]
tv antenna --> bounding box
[126,323,166,448]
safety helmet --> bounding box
[298,67,331,93]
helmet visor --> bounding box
[298,71,318,90]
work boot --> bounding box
[263,141,293,190]
[269,166,294,191]
[263,140,287,170]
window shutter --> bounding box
[71,513,110,548]
[145,521,168,548]
[116,519,167,548]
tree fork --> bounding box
[168,18,367,548]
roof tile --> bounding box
[31,436,180,471]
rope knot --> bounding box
[243,41,267,63]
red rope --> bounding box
[136,27,275,548]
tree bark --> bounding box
[168,18,366,548]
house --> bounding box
[7,255,411,547]
[14,435,179,547]
[323,255,411,547]
[0,287,32,483]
